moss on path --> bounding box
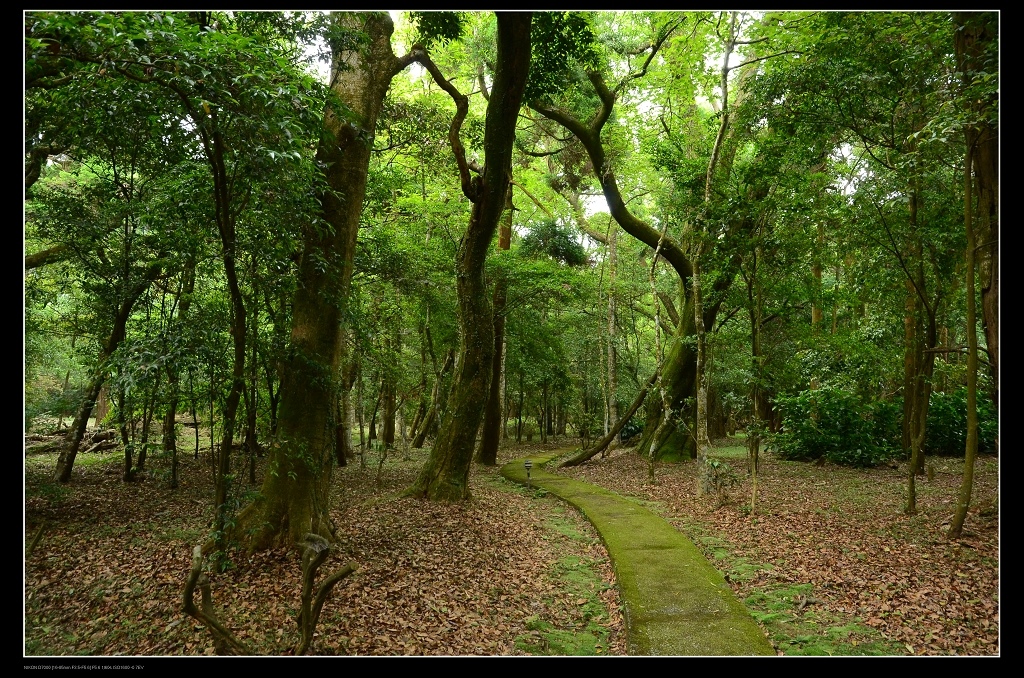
[502,452,775,656]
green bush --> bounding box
[769,386,900,467]
[926,388,998,456]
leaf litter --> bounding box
[25,441,626,656]
[553,439,999,656]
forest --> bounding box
[24,11,998,657]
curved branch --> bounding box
[25,244,69,270]
[560,370,657,467]
[182,546,253,656]
[531,96,693,282]
[405,47,474,201]
[612,17,683,97]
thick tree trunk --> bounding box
[955,12,998,413]
[234,12,402,550]
[636,293,698,460]
[407,13,531,501]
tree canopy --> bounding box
[26,8,997,561]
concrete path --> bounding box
[501,451,775,656]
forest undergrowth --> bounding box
[24,437,625,657]
[25,432,997,656]
[554,436,999,656]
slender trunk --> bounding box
[949,133,979,539]
[54,269,158,483]
[407,14,531,501]
[117,371,135,483]
[476,184,512,466]
[693,248,712,496]
[244,293,259,484]
[516,372,524,443]
[382,376,396,449]
[357,363,366,466]
[560,371,656,467]
[606,228,619,433]
[136,379,157,475]
[743,246,766,513]
[954,12,998,414]
[163,260,195,490]
[902,279,918,457]
[500,337,508,440]
[412,350,454,449]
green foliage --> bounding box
[409,11,466,47]
[770,386,900,467]
[702,458,740,495]
[926,388,998,456]
[525,12,600,102]
[518,219,588,267]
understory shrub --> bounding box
[769,386,900,467]
[926,388,998,456]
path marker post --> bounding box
[524,459,533,490]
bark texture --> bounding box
[408,13,532,500]
[235,13,403,550]
[476,185,513,466]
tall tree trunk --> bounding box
[948,135,979,539]
[949,12,995,537]
[234,12,405,550]
[412,350,454,449]
[606,227,619,434]
[211,125,247,554]
[952,13,998,413]
[163,259,195,490]
[408,13,532,500]
[476,185,512,466]
[382,374,396,449]
[693,248,712,496]
[901,279,918,458]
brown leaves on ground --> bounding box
[555,441,999,656]
[24,442,626,656]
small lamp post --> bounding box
[524,459,533,490]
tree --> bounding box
[948,11,998,540]
[236,12,414,549]
[407,12,532,500]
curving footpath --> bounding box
[501,451,775,656]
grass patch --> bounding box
[744,584,902,655]
[710,445,749,461]
[514,554,615,656]
[514,511,616,656]
[677,515,903,656]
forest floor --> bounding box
[25,432,998,657]
[24,437,626,657]
[554,436,1000,656]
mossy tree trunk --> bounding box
[407,13,532,500]
[234,12,411,550]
